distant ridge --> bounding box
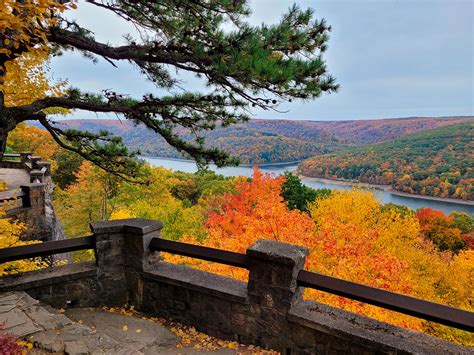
[299,122,474,200]
[39,115,473,164]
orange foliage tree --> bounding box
[416,208,465,252]
[166,169,473,345]
[166,167,314,279]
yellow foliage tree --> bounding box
[164,172,472,345]
[0,182,43,275]
[0,0,69,102]
[0,209,43,275]
[1,0,72,153]
[113,165,208,241]
[7,122,58,160]
[0,0,70,57]
[307,190,473,344]
[2,48,67,108]
[56,161,119,237]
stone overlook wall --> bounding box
[1,219,470,354]
[0,153,64,242]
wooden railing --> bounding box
[149,238,474,332]
[1,236,472,332]
[0,236,95,263]
[1,153,22,161]
[149,238,248,268]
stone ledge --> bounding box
[0,262,98,292]
[288,300,471,355]
[143,262,247,304]
[247,239,308,266]
[90,218,164,235]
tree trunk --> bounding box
[0,59,8,158]
[0,108,18,158]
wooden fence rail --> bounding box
[1,236,473,332]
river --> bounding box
[143,157,474,215]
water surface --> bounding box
[143,157,473,215]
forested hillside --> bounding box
[53,119,335,164]
[46,116,473,164]
[311,116,473,144]
[5,123,474,345]
[299,123,474,200]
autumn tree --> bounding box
[6,122,84,188]
[164,175,473,344]
[55,160,120,237]
[1,1,338,177]
[449,211,474,235]
[7,122,57,160]
[416,208,465,252]
[166,167,315,279]
[0,184,44,275]
[1,0,69,148]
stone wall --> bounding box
[1,218,470,354]
[0,262,100,309]
[11,184,52,241]
[1,153,58,242]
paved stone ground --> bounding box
[0,168,30,208]
[0,168,30,191]
[0,292,245,354]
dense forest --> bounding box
[37,116,473,164]
[2,123,474,346]
[299,123,474,200]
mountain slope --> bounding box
[43,116,473,165]
[310,116,474,144]
[298,123,474,200]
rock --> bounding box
[27,323,123,354]
[65,308,179,352]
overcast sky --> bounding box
[51,0,474,121]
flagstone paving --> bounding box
[0,292,252,354]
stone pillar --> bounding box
[30,170,45,183]
[20,152,32,164]
[246,239,308,349]
[37,161,51,176]
[30,155,42,169]
[20,183,45,213]
[17,184,49,241]
[121,219,163,306]
[90,218,163,307]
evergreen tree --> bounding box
[0,1,338,179]
[280,171,330,212]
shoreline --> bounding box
[140,155,301,168]
[298,175,391,192]
[298,175,474,206]
[140,156,474,207]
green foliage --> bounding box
[381,203,415,218]
[2,0,340,176]
[449,212,474,235]
[51,148,84,189]
[280,172,331,212]
[170,170,233,206]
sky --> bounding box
[51,0,474,121]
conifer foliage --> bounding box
[0,1,338,178]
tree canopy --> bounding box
[0,0,338,178]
